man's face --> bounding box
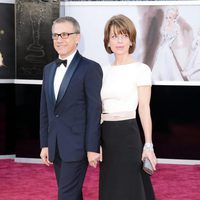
[52,21,80,59]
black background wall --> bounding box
[0,84,41,158]
[1,84,200,159]
[0,84,15,155]
[15,84,41,157]
[151,85,200,159]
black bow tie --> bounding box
[56,58,67,67]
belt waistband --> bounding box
[101,111,136,121]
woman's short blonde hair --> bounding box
[104,14,137,54]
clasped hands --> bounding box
[40,147,102,168]
[87,152,101,168]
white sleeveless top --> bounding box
[101,62,152,114]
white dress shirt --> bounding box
[54,50,77,99]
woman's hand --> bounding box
[142,149,157,171]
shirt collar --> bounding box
[58,50,77,68]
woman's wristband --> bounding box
[143,143,154,152]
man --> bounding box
[40,16,102,200]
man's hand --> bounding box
[87,152,100,168]
[40,147,52,166]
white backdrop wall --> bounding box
[61,1,200,85]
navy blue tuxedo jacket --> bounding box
[40,51,102,162]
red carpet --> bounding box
[1,159,200,200]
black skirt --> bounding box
[99,119,155,200]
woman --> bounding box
[100,14,157,200]
[152,7,186,81]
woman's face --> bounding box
[165,10,177,24]
[108,26,132,56]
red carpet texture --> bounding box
[1,159,200,200]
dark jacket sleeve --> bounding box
[84,62,103,152]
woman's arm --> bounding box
[138,85,157,170]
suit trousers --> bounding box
[53,147,88,200]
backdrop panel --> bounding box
[0,3,15,79]
[16,0,59,80]
[63,1,200,85]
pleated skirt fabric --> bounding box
[99,119,155,200]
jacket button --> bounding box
[55,114,59,118]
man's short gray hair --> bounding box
[52,16,80,33]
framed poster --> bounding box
[62,1,200,85]
[16,0,59,80]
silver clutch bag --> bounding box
[143,158,154,175]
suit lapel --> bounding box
[56,51,82,106]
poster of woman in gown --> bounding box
[152,7,193,81]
